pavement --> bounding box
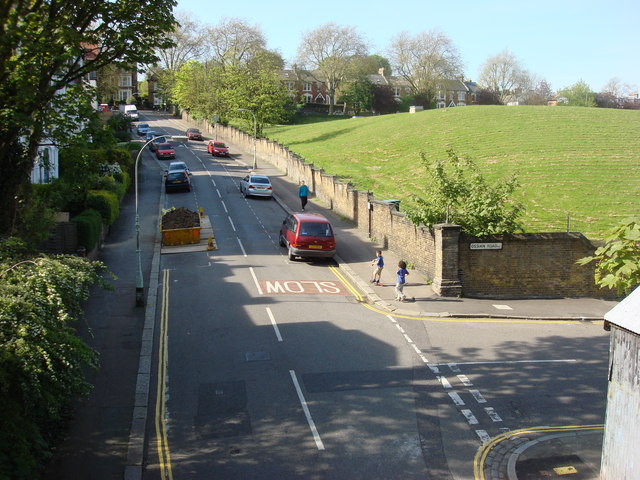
[44,112,612,480]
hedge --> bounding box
[86,190,119,225]
[72,209,102,252]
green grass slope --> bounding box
[264,106,640,240]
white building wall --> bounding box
[600,326,640,479]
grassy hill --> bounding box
[263,106,640,240]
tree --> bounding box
[339,77,374,115]
[296,23,368,114]
[372,85,398,114]
[206,17,267,68]
[405,149,524,236]
[156,11,207,72]
[557,80,596,107]
[478,50,532,103]
[0,0,178,235]
[387,30,462,102]
[577,217,640,296]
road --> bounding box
[138,112,609,480]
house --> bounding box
[366,68,412,102]
[600,288,640,479]
[280,68,329,105]
[435,78,472,108]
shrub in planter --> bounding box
[86,190,119,225]
[72,209,103,252]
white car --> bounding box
[164,161,190,176]
[239,175,273,198]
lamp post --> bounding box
[237,108,257,169]
[134,134,188,306]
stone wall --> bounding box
[183,112,612,299]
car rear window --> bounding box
[214,142,226,147]
[158,143,172,148]
[299,222,332,237]
[168,172,186,180]
[251,177,269,184]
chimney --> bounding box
[378,67,385,76]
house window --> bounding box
[457,91,465,101]
[284,81,295,91]
[437,102,446,109]
[303,83,312,91]
[119,74,132,87]
[393,87,400,97]
[438,91,446,100]
[303,93,313,103]
[119,89,129,101]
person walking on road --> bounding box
[395,260,409,301]
[298,181,309,211]
[370,250,384,285]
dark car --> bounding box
[207,141,229,156]
[155,143,176,160]
[149,136,164,152]
[186,128,203,141]
[164,170,191,193]
[279,212,336,261]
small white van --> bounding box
[120,104,139,121]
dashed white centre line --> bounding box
[485,407,503,422]
[215,188,222,198]
[447,363,461,373]
[220,200,228,213]
[237,238,247,257]
[437,376,452,389]
[266,307,282,342]
[249,267,262,295]
[289,370,325,450]
[475,429,491,444]
[228,216,236,231]
[470,389,487,403]
[457,374,473,386]
[461,409,479,425]
[448,392,465,406]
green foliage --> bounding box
[11,185,57,249]
[264,106,640,240]
[404,149,524,235]
[107,114,132,142]
[577,217,640,296]
[557,80,596,107]
[339,78,374,115]
[86,190,119,226]
[72,209,103,252]
[0,252,111,479]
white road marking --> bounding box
[411,344,422,355]
[266,307,282,342]
[447,363,461,373]
[461,409,479,425]
[476,429,491,444]
[403,333,413,344]
[221,200,228,213]
[237,238,247,257]
[448,392,465,406]
[436,359,576,366]
[437,376,452,389]
[485,407,503,422]
[469,389,487,403]
[395,324,406,334]
[216,188,222,198]
[249,267,262,295]
[427,364,440,374]
[457,374,473,386]
[289,370,325,450]
[492,304,513,310]
[228,216,236,231]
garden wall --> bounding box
[184,112,613,299]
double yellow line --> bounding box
[155,269,174,479]
[473,424,603,480]
[328,265,363,302]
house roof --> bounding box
[437,78,468,92]
[605,288,640,335]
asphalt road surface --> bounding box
[137,113,609,480]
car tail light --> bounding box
[267,186,273,190]
[248,185,254,189]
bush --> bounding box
[72,209,102,251]
[85,190,119,225]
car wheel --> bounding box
[288,248,296,261]
[279,235,286,247]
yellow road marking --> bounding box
[155,269,174,479]
[328,265,363,302]
[473,425,603,480]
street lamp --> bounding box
[237,108,257,169]
[134,134,188,306]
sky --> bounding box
[175,0,638,93]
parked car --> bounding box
[155,143,176,160]
[164,170,191,193]
[239,175,273,198]
[208,141,229,156]
[279,212,336,260]
[145,130,158,142]
[136,123,150,136]
[164,161,190,176]
[186,128,203,140]
[149,136,165,152]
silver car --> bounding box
[239,175,273,198]
[165,161,190,176]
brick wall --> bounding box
[184,113,612,299]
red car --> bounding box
[208,141,229,156]
[155,143,176,160]
[279,212,336,261]
[186,128,203,141]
